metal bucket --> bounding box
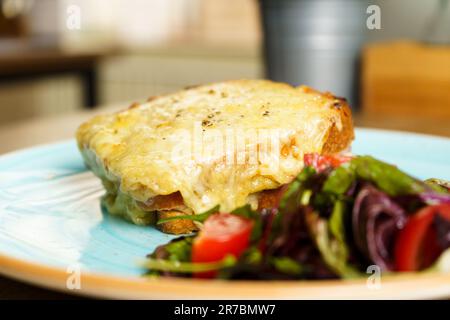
[259,0,369,107]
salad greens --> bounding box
[144,155,450,280]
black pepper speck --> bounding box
[332,101,342,109]
[202,120,213,127]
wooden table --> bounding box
[0,47,103,108]
[0,107,448,299]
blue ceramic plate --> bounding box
[0,128,449,299]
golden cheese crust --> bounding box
[76,79,353,233]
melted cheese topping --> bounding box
[77,80,349,214]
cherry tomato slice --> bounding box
[394,204,450,271]
[304,153,352,172]
[192,213,253,264]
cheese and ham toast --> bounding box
[76,80,354,234]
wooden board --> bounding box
[362,41,450,119]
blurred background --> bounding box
[0,0,449,153]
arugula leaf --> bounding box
[300,189,312,206]
[323,165,354,195]
[305,209,361,278]
[242,247,263,265]
[164,236,194,262]
[353,156,426,195]
[328,200,347,244]
[279,180,302,214]
[296,165,317,182]
[323,156,429,196]
[157,205,220,225]
[278,166,316,213]
[144,255,237,274]
[270,257,303,276]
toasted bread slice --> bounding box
[77,80,354,234]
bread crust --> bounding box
[321,97,354,154]
[157,210,198,234]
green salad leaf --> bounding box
[305,208,361,279]
[269,257,304,276]
[296,165,317,182]
[323,156,429,196]
[328,200,347,244]
[163,236,194,262]
[279,166,317,213]
[145,255,237,273]
[322,165,354,195]
[157,205,220,225]
[279,179,302,214]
